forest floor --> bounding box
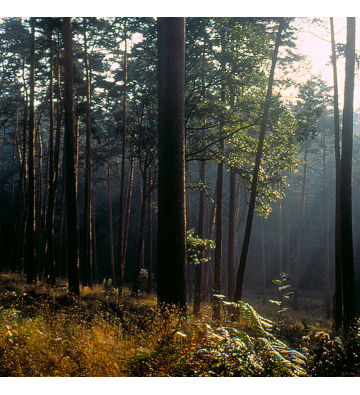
[0,271,359,377]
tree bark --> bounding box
[132,166,147,296]
[92,178,98,282]
[108,129,115,285]
[261,217,266,306]
[227,168,236,302]
[330,16,343,334]
[157,17,186,309]
[121,145,135,280]
[293,143,308,311]
[44,27,56,284]
[193,159,206,316]
[322,116,332,319]
[146,166,153,294]
[63,17,80,296]
[340,17,357,334]
[83,17,92,288]
[117,21,128,293]
[213,139,224,318]
[278,185,283,274]
[234,18,285,302]
[213,27,226,319]
[26,17,37,284]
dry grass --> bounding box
[0,273,157,376]
[0,272,356,377]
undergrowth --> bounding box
[0,272,359,377]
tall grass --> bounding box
[0,272,358,377]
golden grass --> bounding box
[0,272,338,377]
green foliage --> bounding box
[305,328,360,376]
[186,229,215,265]
[2,273,360,377]
[208,298,307,376]
[269,272,294,329]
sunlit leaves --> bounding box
[186,228,215,266]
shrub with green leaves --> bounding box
[186,229,215,265]
[269,272,294,329]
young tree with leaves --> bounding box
[234,18,286,302]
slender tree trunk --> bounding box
[83,18,92,288]
[11,106,27,272]
[213,28,226,319]
[36,118,45,276]
[121,145,135,280]
[132,166,147,296]
[63,17,80,296]
[27,17,37,284]
[118,22,128,293]
[54,43,63,278]
[227,169,236,302]
[203,179,218,302]
[92,178,98,282]
[340,17,357,334]
[213,143,224,318]
[44,27,56,284]
[261,217,266,306]
[107,130,115,285]
[278,185,283,274]
[286,196,290,274]
[157,17,186,309]
[293,144,308,311]
[234,18,285,302]
[323,118,332,319]
[330,17,343,334]
[138,163,145,270]
[58,150,67,278]
[194,159,206,316]
[146,166,153,294]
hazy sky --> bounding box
[294,17,353,107]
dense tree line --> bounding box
[0,17,357,335]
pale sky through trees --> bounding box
[294,17,359,108]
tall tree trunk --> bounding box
[340,17,357,334]
[202,179,218,302]
[11,103,27,272]
[63,17,80,296]
[213,27,226,319]
[234,18,285,302]
[44,27,56,284]
[107,130,115,285]
[323,118,332,319]
[278,185,283,274]
[118,21,128,294]
[83,17,92,287]
[121,145,135,280]
[227,168,236,302]
[132,166,147,296]
[213,143,224,318]
[286,196,291,274]
[27,17,37,284]
[330,17,343,334]
[194,159,206,316]
[146,166,153,294]
[293,144,308,311]
[157,17,186,309]
[261,217,266,306]
[92,178,98,282]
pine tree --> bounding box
[157,17,187,309]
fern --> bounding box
[205,299,307,376]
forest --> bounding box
[0,16,359,378]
